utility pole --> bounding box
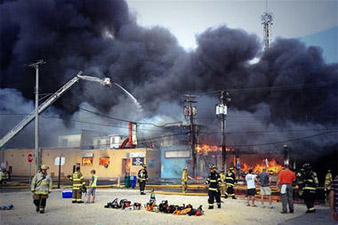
[29,59,46,173]
[183,94,197,179]
[216,91,231,172]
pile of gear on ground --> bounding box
[104,197,203,216]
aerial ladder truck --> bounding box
[0,71,112,148]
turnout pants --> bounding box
[225,184,235,197]
[281,184,294,212]
[182,181,188,193]
[72,189,82,203]
[208,190,221,208]
[33,194,48,212]
[139,181,146,193]
[303,191,316,212]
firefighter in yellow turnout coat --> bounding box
[219,169,226,196]
[71,167,85,203]
[181,167,188,193]
[31,165,52,213]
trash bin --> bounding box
[130,175,137,189]
[124,175,131,188]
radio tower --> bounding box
[261,0,273,50]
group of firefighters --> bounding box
[183,163,334,212]
[29,162,332,214]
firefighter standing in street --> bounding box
[138,164,148,195]
[325,169,333,203]
[219,169,226,196]
[71,167,85,203]
[31,165,52,213]
[181,167,188,193]
[205,165,222,209]
[224,167,237,199]
[297,163,318,213]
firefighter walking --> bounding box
[31,165,52,213]
[224,167,237,199]
[219,169,226,196]
[297,163,318,213]
[71,167,85,203]
[181,167,188,193]
[205,165,221,209]
[138,164,148,195]
[324,169,333,202]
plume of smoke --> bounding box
[0,0,337,159]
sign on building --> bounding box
[129,152,145,158]
[132,157,144,166]
[165,151,190,158]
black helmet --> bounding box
[302,163,312,170]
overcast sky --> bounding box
[126,0,337,62]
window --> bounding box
[82,157,93,166]
[99,157,110,166]
[62,139,68,147]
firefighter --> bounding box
[219,169,226,196]
[70,167,85,203]
[224,167,237,199]
[181,167,188,193]
[138,164,148,195]
[324,169,333,202]
[297,163,318,213]
[31,165,52,213]
[205,165,221,209]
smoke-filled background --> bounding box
[1,0,337,170]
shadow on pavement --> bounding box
[279,209,334,225]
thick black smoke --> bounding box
[0,0,337,160]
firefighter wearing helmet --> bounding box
[324,169,333,202]
[297,163,318,213]
[138,164,148,195]
[219,169,226,196]
[205,165,222,209]
[181,167,188,193]
[224,167,237,199]
[31,165,52,213]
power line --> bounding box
[226,131,337,147]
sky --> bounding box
[126,0,338,63]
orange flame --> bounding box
[196,144,232,154]
[241,159,282,174]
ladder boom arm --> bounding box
[0,71,112,148]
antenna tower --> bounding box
[261,0,273,50]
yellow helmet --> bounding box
[40,165,49,170]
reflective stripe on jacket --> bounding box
[31,172,52,195]
[138,169,148,182]
[225,172,236,184]
[72,171,84,190]
[206,172,221,191]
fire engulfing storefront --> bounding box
[160,143,284,180]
